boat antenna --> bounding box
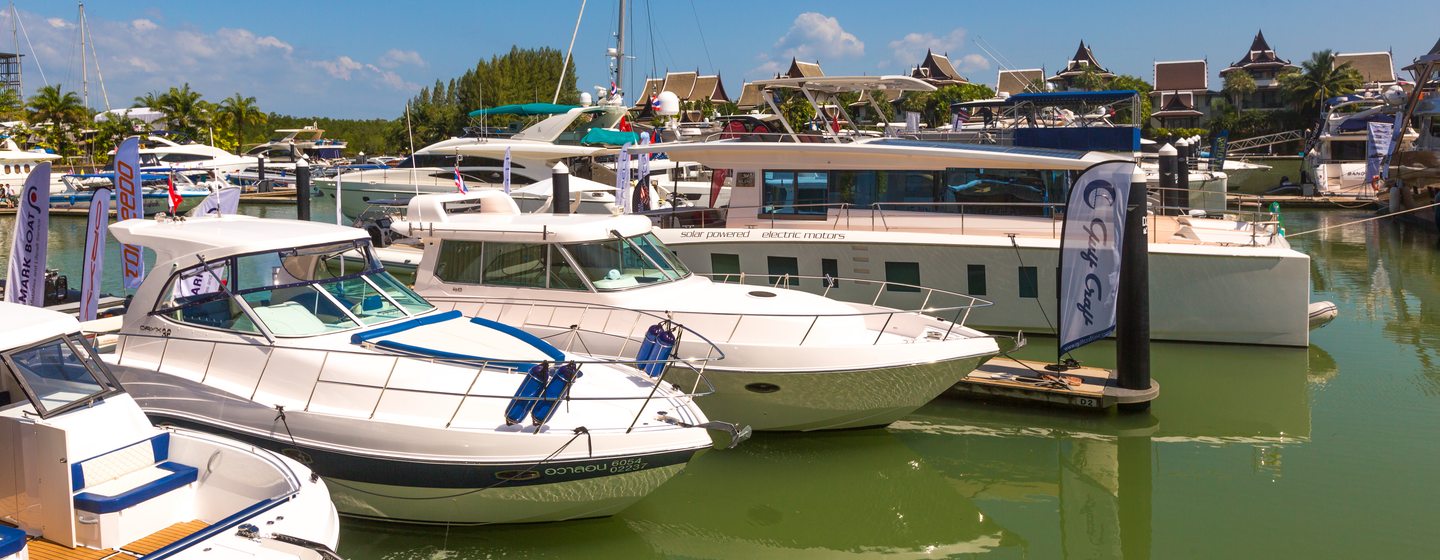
[553,0,587,104]
[14,4,48,87]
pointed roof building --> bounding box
[1046,41,1114,89]
[911,49,968,86]
[1220,30,1295,75]
[784,58,824,79]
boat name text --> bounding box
[677,230,846,241]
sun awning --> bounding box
[467,103,579,117]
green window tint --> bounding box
[482,242,547,288]
[547,246,588,291]
[1019,266,1038,299]
[711,253,741,282]
[433,240,485,284]
[967,264,987,296]
[821,258,840,288]
[368,272,435,314]
[885,262,921,292]
[767,256,799,286]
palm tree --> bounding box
[1280,50,1364,118]
[1222,71,1256,111]
[27,84,86,126]
[155,83,209,139]
[133,91,162,108]
[218,93,266,149]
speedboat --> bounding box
[389,191,1002,431]
[101,213,734,525]
[0,302,340,558]
[50,170,215,214]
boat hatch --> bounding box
[2,334,122,419]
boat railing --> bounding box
[109,324,720,432]
[428,275,991,348]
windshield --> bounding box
[563,233,689,290]
[156,241,434,337]
[3,335,119,418]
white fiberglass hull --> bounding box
[655,228,1315,347]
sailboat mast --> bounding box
[79,1,86,111]
[10,2,17,92]
[614,0,625,100]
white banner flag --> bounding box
[189,187,241,217]
[616,144,631,213]
[170,261,228,301]
[637,132,651,211]
[115,136,145,290]
[78,186,111,321]
[905,111,921,134]
[1365,121,1395,185]
[502,147,512,194]
[4,162,51,307]
[1057,161,1137,357]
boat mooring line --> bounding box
[1285,200,1440,237]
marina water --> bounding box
[2,205,1436,558]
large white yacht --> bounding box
[389,191,1001,431]
[0,138,60,191]
[135,136,257,176]
[101,214,736,525]
[1303,89,1418,197]
[0,303,341,558]
[637,136,1333,348]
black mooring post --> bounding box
[552,162,570,215]
[1175,139,1190,215]
[1158,143,1177,216]
[256,156,268,193]
[296,161,311,222]
[1117,166,1151,411]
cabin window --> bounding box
[831,170,940,210]
[821,258,840,288]
[762,171,829,217]
[547,246,587,291]
[885,262,921,292]
[1330,140,1368,162]
[944,168,1068,216]
[1018,266,1038,298]
[21,164,28,173]
[434,240,486,284]
[711,253,741,282]
[481,242,548,288]
[563,234,685,290]
[3,165,10,173]
[967,264,987,296]
[767,256,799,286]
[2,336,118,418]
[157,261,260,334]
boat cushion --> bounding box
[0,525,25,558]
[73,462,198,514]
[71,433,170,492]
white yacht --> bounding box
[1303,89,1417,197]
[50,170,217,214]
[637,136,1333,348]
[0,303,340,558]
[102,214,734,525]
[389,192,1001,431]
[134,136,257,176]
[0,138,60,191]
[244,126,347,166]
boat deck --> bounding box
[948,356,1158,410]
[22,520,209,560]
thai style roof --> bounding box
[1152,93,1204,117]
[1334,52,1396,85]
[1048,41,1112,82]
[736,82,765,109]
[661,71,698,99]
[632,72,731,109]
[634,78,663,107]
[691,74,731,102]
[785,58,824,78]
[911,49,968,86]
[1154,60,1208,92]
[1222,30,1294,73]
[997,68,1044,96]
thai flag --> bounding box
[167,175,183,214]
[609,81,620,97]
[650,95,661,111]
[454,165,467,194]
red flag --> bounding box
[618,115,633,132]
[709,168,729,209]
[167,175,183,214]
[830,110,841,133]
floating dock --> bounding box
[1227,194,1381,209]
[949,356,1159,410]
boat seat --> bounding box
[70,433,198,515]
[0,524,25,558]
[179,298,235,329]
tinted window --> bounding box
[885,262,920,292]
[767,256,799,286]
[1019,266,1038,298]
[967,264,987,296]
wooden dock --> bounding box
[1227,194,1381,209]
[948,356,1159,410]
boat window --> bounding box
[434,240,485,283]
[967,264,987,296]
[368,272,435,313]
[547,246,587,291]
[630,233,690,278]
[157,261,261,333]
[762,171,829,216]
[481,242,547,288]
[711,253,741,281]
[767,256,799,286]
[2,336,119,419]
[1018,266,1038,298]
[1429,117,1440,138]
[886,262,921,293]
[564,236,680,290]
[1329,140,1369,162]
[315,277,406,325]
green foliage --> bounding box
[1206,99,1307,139]
[1107,74,1153,126]
[218,93,267,150]
[1280,50,1364,118]
[266,114,398,156]
[154,83,214,141]
[400,46,580,148]
[0,88,23,121]
[26,85,87,157]
[90,114,144,163]
[1071,67,1110,92]
[778,93,816,132]
[929,83,995,125]
[1150,127,1210,142]
[1222,71,1256,111]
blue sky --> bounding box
[6,1,1437,119]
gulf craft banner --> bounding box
[1057,161,1136,357]
[78,186,111,321]
[189,187,241,217]
[4,162,51,307]
[1365,121,1395,184]
[616,144,631,213]
[115,136,145,290]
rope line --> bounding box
[1285,200,1440,237]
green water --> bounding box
[3,205,1438,558]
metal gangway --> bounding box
[1227,130,1306,154]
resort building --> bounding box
[1046,41,1113,91]
[1334,52,1399,90]
[1150,60,1214,129]
[1219,30,1296,110]
[910,50,969,87]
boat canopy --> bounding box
[468,103,580,117]
[579,128,641,146]
[750,75,936,94]
[1002,90,1140,106]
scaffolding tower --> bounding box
[0,52,20,93]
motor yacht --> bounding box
[0,302,341,558]
[632,126,1335,348]
[387,191,1001,431]
[1303,89,1418,198]
[0,138,60,194]
[101,214,734,525]
[49,170,215,214]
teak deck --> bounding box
[950,356,1158,410]
[23,519,209,560]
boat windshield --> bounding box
[2,335,121,419]
[155,240,434,337]
[562,232,690,290]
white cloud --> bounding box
[888,28,967,66]
[215,28,294,56]
[131,19,158,32]
[773,12,864,61]
[46,17,70,29]
[378,49,425,69]
[315,56,363,80]
[958,53,990,72]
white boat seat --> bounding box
[70,433,198,514]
